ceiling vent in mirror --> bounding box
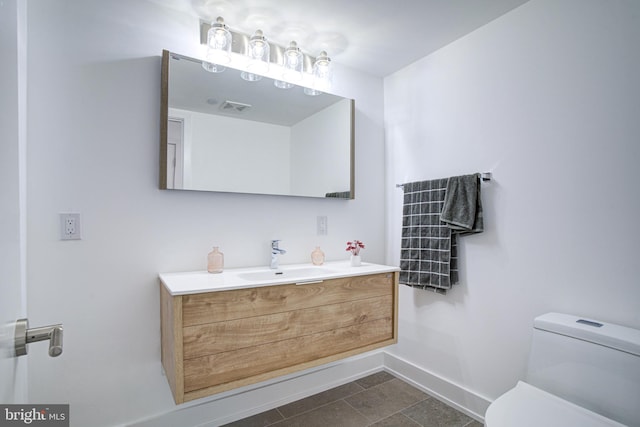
[219,100,252,113]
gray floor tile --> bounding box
[345,378,429,422]
[369,412,422,427]
[221,408,284,427]
[277,382,365,418]
[271,399,369,427]
[355,371,396,389]
[225,375,484,427]
[402,399,474,427]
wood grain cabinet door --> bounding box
[162,272,398,403]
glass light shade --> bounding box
[246,29,270,74]
[282,41,303,81]
[205,16,232,66]
[241,71,262,81]
[274,79,294,89]
[303,86,321,96]
[313,51,332,89]
[304,51,332,95]
[202,61,226,73]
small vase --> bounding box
[207,247,224,273]
[311,246,325,266]
[350,254,361,267]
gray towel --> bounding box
[441,173,484,234]
[325,191,351,198]
[399,174,484,294]
[399,178,458,294]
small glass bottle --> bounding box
[311,246,325,266]
[207,247,224,273]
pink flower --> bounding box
[346,240,365,255]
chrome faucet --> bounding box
[270,240,286,269]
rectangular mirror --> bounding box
[160,50,355,199]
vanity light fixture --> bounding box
[304,51,333,96]
[203,16,232,73]
[241,29,270,82]
[199,19,333,93]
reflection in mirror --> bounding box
[160,50,354,199]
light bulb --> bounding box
[244,29,270,77]
[213,30,228,48]
[286,52,300,67]
[282,41,303,81]
[313,51,332,90]
[251,41,265,57]
[304,51,332,95]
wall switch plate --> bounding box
[60,213,81,240]
[317,215,328,235]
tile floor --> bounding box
[222,371,484,427]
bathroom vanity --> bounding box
[159,262,399,404]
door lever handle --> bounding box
[14,318,63,357]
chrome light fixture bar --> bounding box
[200,19,316,72]
[199,19,332,94]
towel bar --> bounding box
[480,172,492,181]
[396,172,491,188]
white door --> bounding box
[167,117,185,189]
[0,0,28,403]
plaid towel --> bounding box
[399,178,459,294]
[400,174,484,294]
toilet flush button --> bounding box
[577,319,603,328]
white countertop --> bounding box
[159,261,399,296]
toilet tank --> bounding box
[526,313,640,426]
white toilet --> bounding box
[485,312,640,427]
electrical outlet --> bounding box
[60,213,81,240]
[317,215,328,235]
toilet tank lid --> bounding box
[534,313,640,356]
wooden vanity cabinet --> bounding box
[160,272,398,404]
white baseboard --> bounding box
[383,352,490,423]
[129,350,492,426]
[128,350,386,427]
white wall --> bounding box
[24,1,385,426]
[384,0,640,409]
[170,108,292,194]
[290,99,352,197]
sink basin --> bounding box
[237,267,336,282]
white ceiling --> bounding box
[160,0,530,77]
[168,52,347,125]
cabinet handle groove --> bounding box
[295,280,324,286]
